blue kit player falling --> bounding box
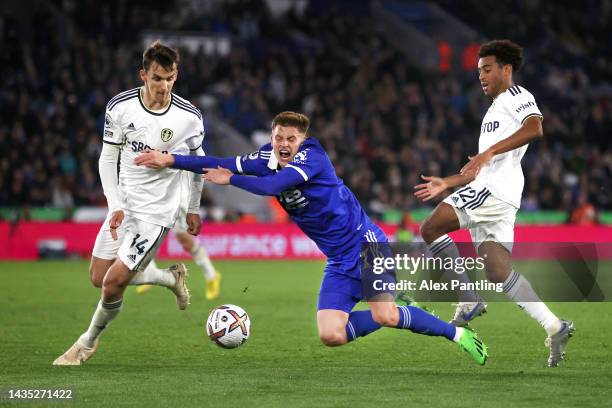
[135,111,488,364]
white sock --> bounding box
[429,235,480,302]
[128,259,175,287]
[78,299,123,348]
[192,243,216,280]
[453,326,464,343]
[503,269,562,335]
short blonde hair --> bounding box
[271,111,310,134]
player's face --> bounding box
[271,125,307,168]
[140,62,177,105]
[478,56,508,97]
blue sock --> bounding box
[397,305,456,341]
[345,310,382,342]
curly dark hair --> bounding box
[478,40,524,72]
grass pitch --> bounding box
[1,260,611,407]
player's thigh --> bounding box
[468,196,516,282]
[477,241,512,283]
[117,216,169,272]
[318,270,361,314]
[420,202,461,242]
[91,218,124,260]
[91,219,124,286]
[317,270,360,345]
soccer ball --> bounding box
[206,304,251,349]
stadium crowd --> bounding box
[1,0,610,221]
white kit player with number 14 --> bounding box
[54,41,204,366]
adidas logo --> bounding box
[127,254,137,263]
[127,122,135,129]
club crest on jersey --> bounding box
[161,128,173,142]
[292,148,310,164]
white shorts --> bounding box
[92,212,124,260]
[92,213,169,271]
[443,186,517,251]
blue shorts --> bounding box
[317,261,363,314]
[317,224,394,314]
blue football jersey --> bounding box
[237,137,382,259]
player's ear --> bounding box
[139,69,147,82]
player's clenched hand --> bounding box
[202,167,232,185]
[414,175,448,202]
[109,210,124,240]
[460,150,494,177]
[134,149,175,169]
[186,213,202,236]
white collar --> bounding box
[267,151,279,170]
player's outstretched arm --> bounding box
[99,143,125,239]
[414,173,475,202]
[203,167,305,196]
[461,116,543,176]
[134,150,238,174]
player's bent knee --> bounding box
[420,218,443,244]
[89,258,112,288]
[419,221,434,243]
[102,262,131,294]
[371,308,398,327]
[102,274,122,292]
[90,276,103,288]
[319,330,347,347]
[484,266,510,284]
[89,266,103,288]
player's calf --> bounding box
[478,241,512,283]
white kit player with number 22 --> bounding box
[54,41,204,366]
[415,40,574,367]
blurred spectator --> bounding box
[570,193,598,225]
[0,0,610,221]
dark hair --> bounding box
[478,40,524,72]
[271,111,310,134]
[142,40,179,71]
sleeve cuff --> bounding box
[235,156,243,174]
[103,139,123,146]
[521,113,543,125]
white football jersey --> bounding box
[103,87,204,227]
[468,85,543,208]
